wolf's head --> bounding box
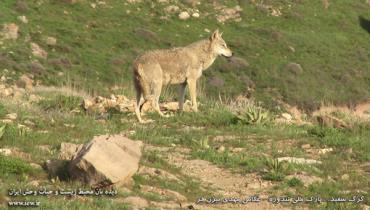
[209,29,233,58]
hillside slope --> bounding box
[1,0,369,111]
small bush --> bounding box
[0,155,33,175]
[236,105,271,125]
[262,158,288,181]
[287,177,303,187]
[38,95,82,112]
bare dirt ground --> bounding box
[145,145,295,210]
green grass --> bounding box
[0,0,369,209]
[0,0,369,108]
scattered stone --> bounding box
[138,166,181,183]
[16,74,33,90]
[46,36,57,46]
[37,145,52,154]
[231,147,244,153]
[141,185,187,201]
[18,16,28,24]
[181,0,199,7]
[161,100,192,112]
[208,76,224,87]
[316,115,349,129]
[0,148,12,156]
[301,144,311,149]
[63,0,78,4]
[134,28,159,42]
[58,142,83,160]
[179,11,190,20]
[286,62,303,75]
[122,196,149,208]
[281,113,292,121]
[216,145,225,153]
[29,180,40,187]
[216,6,243,23]
[318,147,333,154]
[31,42,48,59]
[23,119,35,126]
[341,174,349,180]
[277,157,322,165]
[30,163,42,170]
[1,23,19,40]
[219,56,249,72]
[192,12,200,18]
[5,113,17,121]
[28,94,42,103]
[164,5,179,13]
[68,134,143,187]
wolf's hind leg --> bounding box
[178,82,187,111]
[152,81,169,118]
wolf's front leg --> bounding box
[187,79,198,112]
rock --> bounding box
[138,166,181,182]
[83,99,94,110]
[231,147,244,153]
[30,42,48,59]
[179,11,190,20]
[341,174,349,180]
[192,12,200,18]
[181,0,199,7]
[220,56,249,72]
[46,36,57,46]
[134,28,159,43]
[316,115,349,129]
[16,74,33,90]
[58,142,83,160]
[122,196,149,208]
[141,185,187,201]
[281,113,292,121]
[162,100,192,112]
[0,148,12,156]
[1,23,19,40]
[216,145,225,153]
[164,5,179,13]
[18,16,28,24]
[5,113,17,121]
[28,61,45,75]
[37,145,52,154]
[301,144,311,149]
[277,157,322,165]
[1,88,13,97]
[286,62,303,75]
[29,180,40,187]
[216,6,243,23]
[63,0,78,4]
[318,147,333,154]
[68,134,143,187]
[208,76,224,87]
[30,163,42,170]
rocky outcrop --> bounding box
[68,134,143,187]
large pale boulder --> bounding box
[68,134,143,186]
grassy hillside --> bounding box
[0,0,369,210]
[1,0,369,110]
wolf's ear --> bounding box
[210,29,219,41]
[219,32,223,37]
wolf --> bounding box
[133,29,233,123]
